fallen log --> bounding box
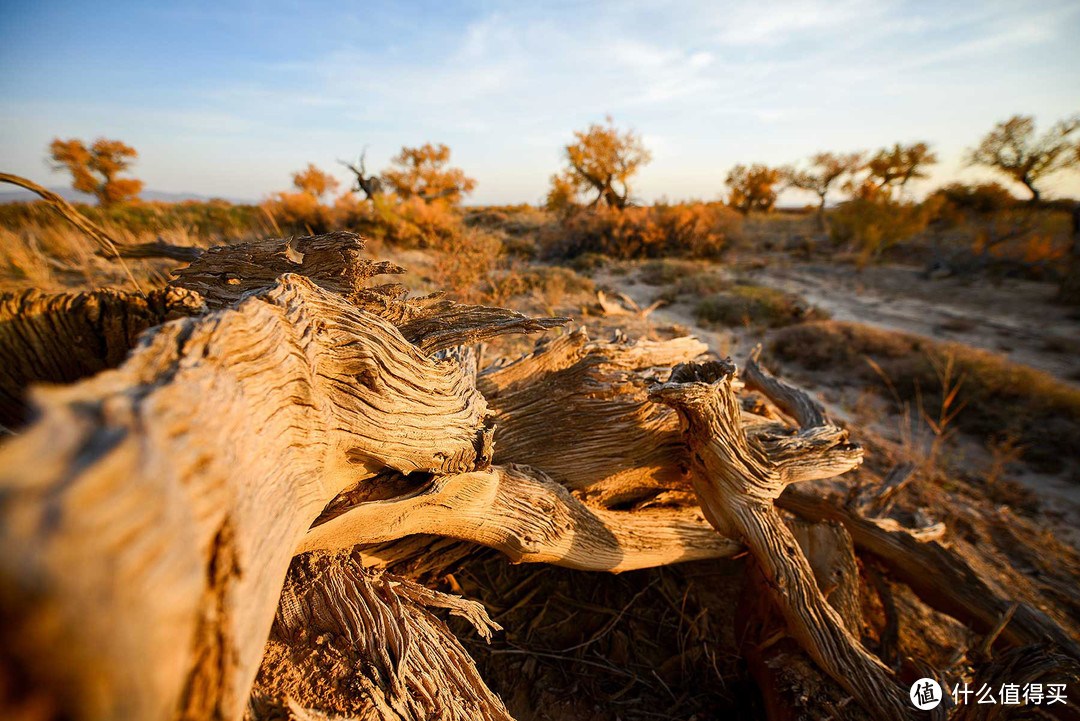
[0,285,205,429]
[0,273,552,721]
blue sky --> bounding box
[2,0,1079,205]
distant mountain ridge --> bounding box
[0,185,255,206]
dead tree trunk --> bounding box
[650,359,913,720]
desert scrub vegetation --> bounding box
[694,283,825,328]
[637,259,732,301]
[828,194,940,265]
[543,202,742,260]
[770,320,1080,471]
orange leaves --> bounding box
[550,117,651,210]
[291,164,339,199]
[48,137,143,206]
[725,164,782,214]
[547,203,741,260]
[381,143,476,205]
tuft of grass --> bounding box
[694,284,825,328]
[657,271,731,302]
[770,320,1080,471]
[639,258,711,285]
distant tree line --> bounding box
[42,112,1080,213]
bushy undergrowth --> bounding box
[829,196,941,265]
[770,320,1080,471]
[543,203,742,260]
[928,182,1018,219]
[694,284,825,328]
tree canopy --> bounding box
[547,117,651,211]
[864,142,937,197]
[381,143,476,204]
[726,164,783,215]
[49,137,144,206]
[291,164,340,199]
[968,114,1080,201]
[782,152,863,212]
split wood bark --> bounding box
[0,285,205,429]
[0,274,535,721]
[649,358,914,721]
[250,555,511,721]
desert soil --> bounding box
[596,259,1080,546]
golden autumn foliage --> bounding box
[291,164,340,199]
[547,117,651,212]
[725,164,782,215]
[863,142,937,198]
[381,143,476,204]
[544,202,741,259]
[968,114,1080,202]
[781,152,862,214]
[48,137,144,206]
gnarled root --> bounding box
[650,358,913,721]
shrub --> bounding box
[639,258,708,285]
[567,252,610,275]
[658,271,731,302]
[828,194,939,265]
[429,227,503,303]
[694,284,825,328]
[544,203,742,260]
[930,182,1017,216]
[261,191,335,234]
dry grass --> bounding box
[0,222,204,292]
[694,283,826,329]
[770,320,1080,471]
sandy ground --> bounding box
[592,259,1080,547]
[745,260,1080,384]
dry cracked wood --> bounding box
[250,555,511,721]
[650,359,913,721]
[777,484,1080,662]
[0,232,564,426]
[738,519,869,721]
[300,464,740,571]
[0,258,724,721]
[168,231,568,354]
[480,328,708,507]
[0,275,512,721]
[0,285,206,429]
